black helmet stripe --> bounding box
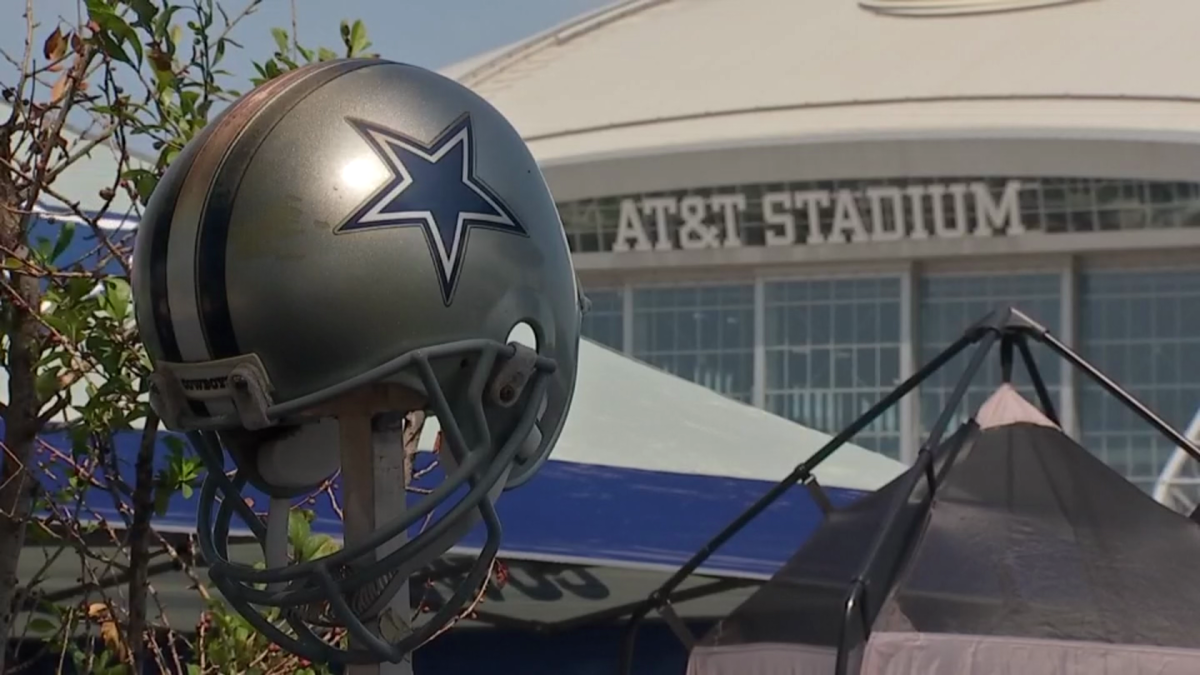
[139,116,230,418]
[142,150,192,365]
[194,59,381,360]
[160,64,317,367]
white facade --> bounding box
[447,0,1200,491]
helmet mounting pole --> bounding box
[332,388,420,675]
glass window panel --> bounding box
[857,347,878,387]
[1080,268,1200,491]
[834,349,855,388]
[918,273,1062,444]
[764,276,902,458]
[631,282,754,402]
[581,288,625,351]
[810,348,832,388]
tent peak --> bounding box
[976,384,1060,432]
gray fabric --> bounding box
[862,632,1200,675]
[877,420,1200,647]
[691,635,1200,675]
[688,387,1200,675]
[695,423,976,650]
[689,644,836,675]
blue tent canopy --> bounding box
[14,215,904,580]
[29,427,869,579]
[28,208,134,277]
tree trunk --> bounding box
[125,411,161,672]
[0,195,43,673]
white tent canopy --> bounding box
[419,339,902,491]
[16,335,903,492]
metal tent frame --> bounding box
[1153,408,1200,515]
[615,306,1200,675]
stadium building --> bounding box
[444,0,1200,492]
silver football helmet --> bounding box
[131,59,581,664]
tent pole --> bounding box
[835,327,1001,675]
[1024,327,1200,463]
[615,317,996,675]
[1013,334,1060,425]
[1000,334,1015,383]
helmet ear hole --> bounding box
[506,320,539,352]
[497,320,550,490]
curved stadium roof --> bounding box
[442,0,1200,166]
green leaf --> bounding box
[179,89,199,115]
[180,483,193,499]
[299,533,341,562]
[32,234,54,263]
[152,6,178,40]
[50,220,76,261]
[181,456,203,482]
[103,277,131,322]
[86,0,144,65]
[287,508,310,548]
[35,369,62,403]
[95,30,135,67]
[27,616,57,634]
[349,19,371,56]
[270,27,290,54]
[124,0,158,29]
[124,168,158,203]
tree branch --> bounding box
[42,123,119,185]
[3,0,36,133]
[125,409,160,672]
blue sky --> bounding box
[0,0,613,200]
[2,0,611,89]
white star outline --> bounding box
[337,114,525,303]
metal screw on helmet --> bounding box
[131,58,581,667]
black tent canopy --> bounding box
[693,384,1200,674]
[619,308,1200,675]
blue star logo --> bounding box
[336,114,527,305]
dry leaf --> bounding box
[42,27,64,61]
[86,603,129,664]
[148,46,172,73]
[48,73,68,106]
[45,29,69,73]
[86,602,109,620]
